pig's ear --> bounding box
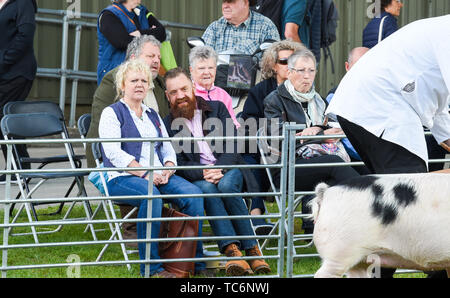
[314,183,329,205]
[309,183,329,223]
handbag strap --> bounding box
[378,15,388,43]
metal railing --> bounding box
[35,8,207,127]
[1,127,449,278]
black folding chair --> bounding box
[3,101,86,217]
[77,113,91,150]
[0,113,97,243]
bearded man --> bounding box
[162,67,271,276]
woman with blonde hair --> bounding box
[99,59,205,278]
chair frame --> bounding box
[1,112,97,243]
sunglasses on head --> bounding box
[277,58,289,65]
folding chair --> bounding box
[90,142,138,270]
[77,113,91,150]
[0,113,97,243]
[256,127,311,252]
[3,101,86,217]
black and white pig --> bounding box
[310,173,450,278]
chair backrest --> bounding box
[3,101,64,121]
[77,113,91,138]
[1,113,63,138]
[91,142,103,162]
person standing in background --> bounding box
[0,0,37,183]
[97,0,166,83]
[363,0,403,48]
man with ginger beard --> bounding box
[162,68,272,276]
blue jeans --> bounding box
[107,174,205,276]
[193,169,257,253]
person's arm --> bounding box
[284,23,301,42]
[158,113,177,180]
[99,11,134,50]
[282,0,307,42]
[141,14,167,43]
[0,3,35,67]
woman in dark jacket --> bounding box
[264,48,360,232]
[362,0,403,48]
[240,40,305,232]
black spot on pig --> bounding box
[338,175,379,191]
[371,200,398,225]
[371,184,399,225]
[393,183,417,207]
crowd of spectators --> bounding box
[2,0,449,279]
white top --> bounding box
[99,99,177,181]
[326,15,450,163]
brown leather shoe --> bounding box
[224,243,253,276]
[245,245,271,274]
[151,270,177,278]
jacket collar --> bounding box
[195,96,213,112]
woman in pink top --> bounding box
[189,46,240,128]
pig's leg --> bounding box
[314,259,347,278]
[346,263,371,278]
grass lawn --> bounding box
[0,203,425,278]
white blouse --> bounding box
[99,99,177,181]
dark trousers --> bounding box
[337,116,427,174]
[0,76,34,169]
[338,116,447,278]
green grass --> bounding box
[0,203,425,278]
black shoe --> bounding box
[0,174,18,184]
[252,218,275,235]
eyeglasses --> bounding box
[289,67,316,76]
[276,58,289,65]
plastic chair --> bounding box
[0,113,97,243]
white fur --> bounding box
[312,173,450,278]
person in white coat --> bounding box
[326,15,450,175]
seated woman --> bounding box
[263,48,360,232]
[240,40,306,232]
[188,45,240,127]
[99,60,204,278]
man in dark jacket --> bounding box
[163,67,271,276]
[0,0,37,182]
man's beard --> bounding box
[170,91,197,120]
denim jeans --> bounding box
[192,168,257,253]
[107,174,205,276]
